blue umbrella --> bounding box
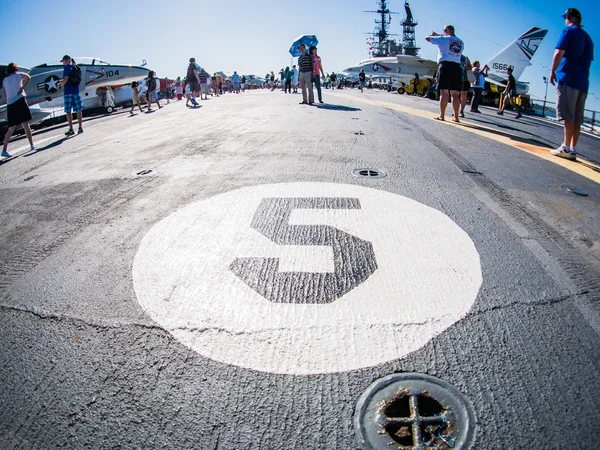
[289,35,319,57]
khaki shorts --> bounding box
[557,83,587,124]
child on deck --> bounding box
[175,77,183,100]
[130,81,143,114]
[185,82,192,107]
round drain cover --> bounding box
[354,373,476,450]
[352,169,387,179]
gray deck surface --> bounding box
[1,88,599,449]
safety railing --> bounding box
[528,98,597,133]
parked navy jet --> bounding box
[0,57,150,108]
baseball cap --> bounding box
[60,54,71,62]
[562,8,582,20]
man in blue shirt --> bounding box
[56,55,83,136]
[550,8,594,160]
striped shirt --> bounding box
[298,54,314,72]
[198,70,210,83]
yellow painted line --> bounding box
[334,93,600,185]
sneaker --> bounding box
[496,111,503,116]
[551,145,576,161]
[515,113,522,119]
[65,129,75,137]
[77,128,84,134]
[459,111,465,118]
[1,150,11,158]
[30,145,35,151]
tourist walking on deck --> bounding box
[291,65,299,93]
[425,25,464,122]
[470,61,488,113]
[211,74,218,96]
[164,77,170,104]
[359,69,366,92]
[145,71,162,111]
[298,44,314,105]
[1,63,35,157]
[217,73,224,95]
[184,81,193,106]
[175,77,183,100]
[57,55,84,135]
[284,66,292,93]
[270,71,276,91]
[310,46,325,104]
[330,72,337,90]
[550,8,594,161]
[458,55,472,117]
[232,71,241,94]
[413,73,420,95]
[187,58,200,106]
[198,68,210,99]
[279,69,285,91]
[130,81,144,114]
[496,67,521,119]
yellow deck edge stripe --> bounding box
[334,93,600,185]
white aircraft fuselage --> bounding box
[342,55,438,81]
[0,58,150,108]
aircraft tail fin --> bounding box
[484,27,548,80]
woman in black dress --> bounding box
[2,62,35,157]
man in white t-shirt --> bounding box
[426,24,464,122]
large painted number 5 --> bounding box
[230,197,378,304]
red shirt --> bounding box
[312,55,322,76]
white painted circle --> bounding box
[133,183,482,375]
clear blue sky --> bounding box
[1,0,598,110]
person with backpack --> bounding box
[57,55,83,136]
[145,71,162,111]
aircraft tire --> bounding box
[106,106,114,114]
[397,88,405,95]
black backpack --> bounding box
[70,63,82,86]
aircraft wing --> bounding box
[396,55,438,69]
